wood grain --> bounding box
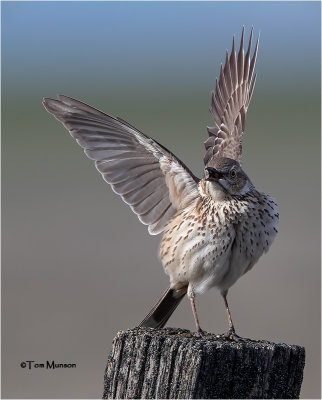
[103,327,305,399]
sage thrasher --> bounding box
[43,28,278,339]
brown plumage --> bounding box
[43,28,278,339]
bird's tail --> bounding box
[139,287,187,329]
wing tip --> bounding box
[42,96,56,111]
[42,95,68,116]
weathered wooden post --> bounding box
[103,327,305,399]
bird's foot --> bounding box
[223,328,243,342]
[194,328,206,337]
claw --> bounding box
[194,328,206,337]
[223,328,243,342]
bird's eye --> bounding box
[230,169,237,178]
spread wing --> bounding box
[204,27,259,165]
[43,96,199,235]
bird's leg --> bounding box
[221,290,241,341]
[188,285,205,336]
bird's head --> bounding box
[203,157,254,198]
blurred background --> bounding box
[2,1,320,398]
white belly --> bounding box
[160,193,278,294]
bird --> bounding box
[43,27,278,340]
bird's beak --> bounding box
[205,167,224,181]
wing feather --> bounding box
[205,27,259,164]
[43,95,199,235]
